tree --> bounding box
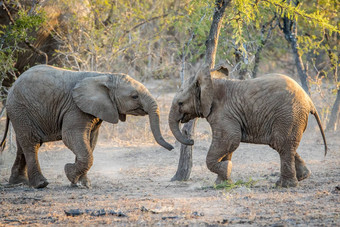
[278,0,310,94]
[0,1,45,89]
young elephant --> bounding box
[169,66,327,188]
[0,65,173,188]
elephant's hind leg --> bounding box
[19,140,48,188]
[9,140,28,185]
[276,145,299,188]
[295,153,311,181]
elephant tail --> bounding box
[0,114,9,153]
[311,109,328,156]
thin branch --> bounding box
[118,13,171,42]
[2,2,15,24]
[24,40,48,64]
[3,2,48,64]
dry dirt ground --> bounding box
[0,88,339,226]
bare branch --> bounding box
[119,13,171,42]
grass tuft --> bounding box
[214,178,257,191]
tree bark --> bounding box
[289,28,310,94]
[280,4,310,94]
[171,120,196,181]
[252,16,277,78]
[172,0,230,181]
[327,90,340,131]
[326,33,339,131]
[205,0,230,69]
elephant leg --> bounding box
[215,153,233,184]
[276,145,298,188]
[19,140,48,188]
[62,129,94,188]
[206,127,240,184]
[77,122,101,188]
[9,140,28,185]
[295,153,311,181]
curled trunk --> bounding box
[168,108,194,145]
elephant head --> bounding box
[72,73,174,151]
[168,65,229,145]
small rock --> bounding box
[89,209,106,217]
[140,206,149,212]
[161,216,179,220]
[192,211,204,217]
[64,209,84,217]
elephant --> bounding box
[168,65,327,188]
[0,65,173,188]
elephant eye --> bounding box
[178,102,183,106]
[132,95,139,100]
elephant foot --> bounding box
[296,165,311,181]
[64,163,80,184]
[70,174,92,188]
[65,163,91,188]
[214,160,232,184]
[9,174,29,185]
[79,175,91,188]
[215,176,232,185]
[29,176,49,189]
[276,177,298,188]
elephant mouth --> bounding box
[127,108,147,116]
[180,113,192,123]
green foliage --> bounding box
[214,178,257,191]
[0,8,45,87]
[213,0,338,80]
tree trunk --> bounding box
[327,89,340,131]
[290,30,310,94]
[281,7,310,94]
[326,32,339,131]
[205,0,230,69]
[171,0,230,181]
[252,15,277,78]
[171,120,196,181]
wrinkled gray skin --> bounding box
[169,66,327,188]
[1,65,173,188]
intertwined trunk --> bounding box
[171,0,230,181]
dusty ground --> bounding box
[0,87,339,226]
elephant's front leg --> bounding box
[214,153,233,184]
[62,129,94,188]
[74,121,102,188]
[69,157,91,188]
[206,127,241,184]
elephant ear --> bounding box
[196,65,213,118]
[210,64,229,78]
[72,75,119,124]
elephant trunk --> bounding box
[142,95,174,151]
[168,106,194,145]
